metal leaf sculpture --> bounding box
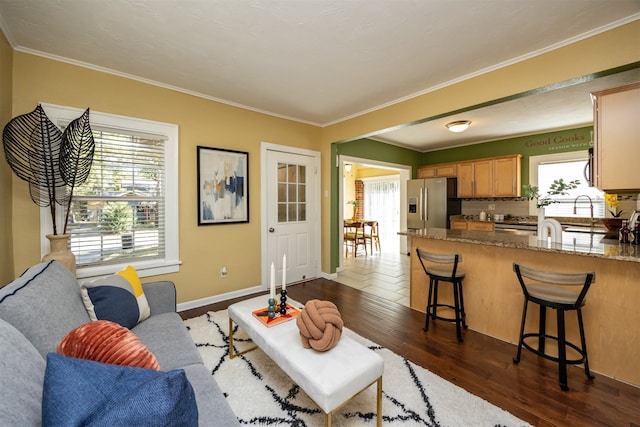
[2,105,94,235]
[60,108,94,233]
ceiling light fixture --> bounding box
[446,120,471,133]
[344,164,352,173]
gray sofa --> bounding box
[0,260,239,426]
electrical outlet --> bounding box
[488,204,495,211]
[220,266,228,278]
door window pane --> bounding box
[277,162,307,222]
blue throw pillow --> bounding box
[42,353,198,427]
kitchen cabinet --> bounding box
[456,155,521,198]
[493,155,522,197]
[591,82,640,192]
[450,221,468,230]
[467,221,495,232]
[421,155,521,198]
[456,162,474,197]
[471,159,493,197]
[417,163,456,178]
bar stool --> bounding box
[512,263,595,391]
[416,248,467,342]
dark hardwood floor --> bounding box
[180,278,640,427]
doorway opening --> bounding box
[338,155,411,306]
[339,156,410,261]
[337,155,411,306]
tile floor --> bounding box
[336,250,411,307]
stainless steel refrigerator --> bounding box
[407,177,461,229]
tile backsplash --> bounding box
[461,194,639,223]
[462,198,529,219]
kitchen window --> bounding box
[40,104,180,279]
[529,151,605,218]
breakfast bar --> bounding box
[400,228,640,387]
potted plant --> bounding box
[523,179,580,209]
[2,105,94,273]
[346,199,359,221]
[602,193,624,233]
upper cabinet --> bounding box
[591,82,640,192]
[493,155,522,197]
[417,163,456,178]
[456,155,521,198]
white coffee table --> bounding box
[228,295,384,427]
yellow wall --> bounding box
[356,166,399,179]
[9,53,320,302]
[0,31,13,283]
[3,20,640,302]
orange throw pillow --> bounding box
[57,320,160,370]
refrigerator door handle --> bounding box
[424,187,428,222]
[418,188,423,221]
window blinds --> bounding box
[67,129,166,267]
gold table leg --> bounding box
[228,318,257,359]
[322,375,382,427]
[377,376,382,427]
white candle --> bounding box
[282,254,287,291]
[270,262,275,300]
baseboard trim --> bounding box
[177,270,337,312]
[176,284,263,312]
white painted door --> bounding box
[265,149,318,285]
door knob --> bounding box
[269,227,275,233]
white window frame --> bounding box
[39,103,180,280]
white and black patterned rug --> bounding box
[184,310,531,427]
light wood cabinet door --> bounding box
[435,164,457,177]
[450,221,468,230]
[592,82,640,192]
[493,156,521,197]
[417,166,436,178]
[473,160,493,197]
[417,164,456,178]
[456,163,474,197]
[467,221,495,232]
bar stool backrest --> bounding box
[416,248,462,279]
[513,263,595,308]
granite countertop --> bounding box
[399,228,640,263]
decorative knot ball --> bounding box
[57,320,160,370]
[296,299,343,352]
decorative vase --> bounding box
[42,234,76,275]
[601,218,623,232]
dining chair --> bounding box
[364,221,381,253]
[344,221,367,257]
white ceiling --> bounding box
[373,67,640,151]
[1,0,639,151]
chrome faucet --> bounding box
[573,195,594,225]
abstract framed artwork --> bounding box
[197,146,249,225]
